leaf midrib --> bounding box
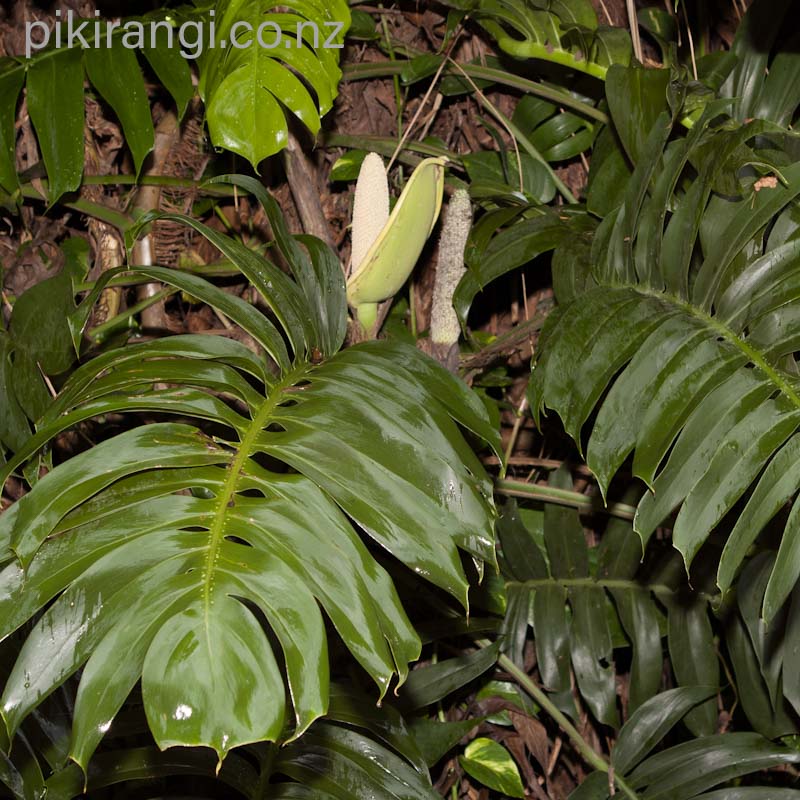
[201,364,308,617]
[626,284,800,410]
[506,577,717,605]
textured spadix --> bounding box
[431,189,472,347]
[350,152,390,275]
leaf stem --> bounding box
[341,61,609,124]
[88,286,179,341]
[13,176,237,232]
[81,175,237,193]
[74,261,242,292]
[480,643,641,799]
[504,578,718,606]
[202,365,306,616]
[446,61,578,205]
[479,22,611,81]
[378,2,405,142]
[321,132,461,164]
[19,186,134,230]
[495,479,637,520]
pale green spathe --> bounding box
[347,155,446,331]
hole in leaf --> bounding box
[225,535,253,547]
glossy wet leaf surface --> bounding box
[0,187,499,769]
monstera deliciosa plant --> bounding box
[529,76,800,619]
[0,173,500,773]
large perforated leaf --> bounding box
[530,65,800,630]
[0,178,499,768]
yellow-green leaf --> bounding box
[459,737,525,798]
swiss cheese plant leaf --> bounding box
[29,703,435,799]
[0,180,499,769]
[440,0,631,79]
[530,61,800,626]
[207,173,347,357]
[497,477,721,725]
[198,0,350,168]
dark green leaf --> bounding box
[613,686,718,775]
[666,601,719,737]
[455,213,567,327]
[141,18,194,119]
[9,237,89,376]
[0,65,23,194]
[569,586,618,727]
[532,584,570,692]
[407,717,483,767]
[85,38,154,176]
[610,588,662,713]
[347,9,379,40]
[0,332,30,453]
[26,48,84,201]
[738,553,786,709]
[628,733,800,798]
[690,790,800,800]
[784,584,800,719]
[502,583,532,667]
[544,467,589,578]
[398,643,500,710]
[497,500,548,582]
[726,606,798,738]
[567,771,610,799]
[330,149,369,182]
[605,63,670,164]
[277,723,437,800]
[720,0,794,122]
